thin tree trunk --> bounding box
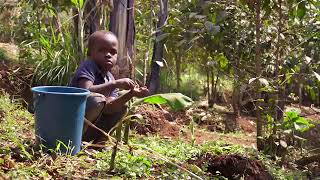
[176,52,181,90]
[85,0,98,35]
[209,68,215,107]
[213,71,220,103]
[211,68,215,100]
[110,0,129,78]
[255,0,264,150]
[232,58,241,117]
[147,0,168,94]
[37,8,42,55]
[299,77,303,107]
[207,67,211,104]
[275,0,285,122]
[127,0,135,79]
[143,0,153,85]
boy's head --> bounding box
[88,30,118,71]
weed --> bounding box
[0,48,7,60]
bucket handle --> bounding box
[33,93,45,113]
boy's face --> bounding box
[91,34,118,72]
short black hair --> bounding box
[87,30,117,56]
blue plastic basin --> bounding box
[32,86,90,155]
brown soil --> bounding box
[189,154,273,180]
[300,124,320,147]
[237,116,256,134]
[0,61,33,105]
[0,109,4,121]
[133,104,256,147]
[133,105,180,137]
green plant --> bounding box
[109,93,193,171]
[265,111,314,159]
[0,48,7,60]
[282,111,314,133]
[31,30,80,85]
[16,0,85,86]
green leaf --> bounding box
[296,1,306,19]
[285,111,299,121]
[70,0,78,6]
[70,0,84,9]
[215,53,228,69]
[79,0,84,9]
[133,93,193,111]
[262,0,271,16]
[295,117,310,125]
[294,122,307,131]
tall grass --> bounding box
[31,28,80,85]
[18,1,82,86]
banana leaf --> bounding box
[133,93,193,111]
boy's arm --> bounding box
[78,78,135,94]
[104,87,149,114]
[103,91,134,114]
[78,78,116,94]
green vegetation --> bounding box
[0,0,319,178]
[0,48,6,60]
[0,95,307,179]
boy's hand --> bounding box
[114,78,135,90]
[131,86,149,98]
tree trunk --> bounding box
[209,68,215,107]
[232,62,241,117]
[213,71,220,103]
[299,77,303,108]
[255,0,264,150]
[275,0,285,122]
[110,0,129,79]
[127,0,135,79]
[175,52,181,90]
[143,0,154,85]
[147,0,168,94]
[207,67,211,104]
[85,0,98,35]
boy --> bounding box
[70,30,149,144]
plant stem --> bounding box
[190,117,195,146]
[109,122,122,171]
[123,121,131,144]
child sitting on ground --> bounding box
[70,30,149,144]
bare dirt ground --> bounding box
[133,104,256,147]
[189,153,273,179]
